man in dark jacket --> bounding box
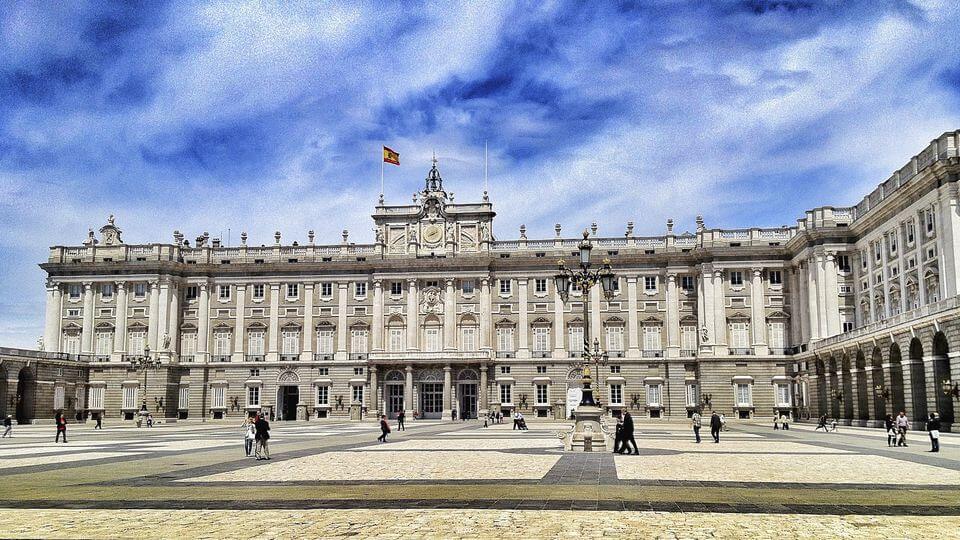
[710,411,722,443]
[378,414,391,442]
[397,410,405,431]
[927,413,941,452]
[55,412,68,443]
[619,412,639,454]
[254,414,271,460]
[613,417,624,453]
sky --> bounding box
[1,0,960,348]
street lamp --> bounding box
[942,379,960,402]
[129,345,161,413]
[554,230,617,408]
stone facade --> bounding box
[11,131,960,427]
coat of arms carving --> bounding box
[420,286,443,314]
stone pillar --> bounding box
[480,277,492,349]
[233,284,246,362]
[699,267,714,351]
[750,268,767,354]
[444,278,456,350]
[113,281,128,359]
[406,279,418,350]
[372,279,384,351]
[44,281,62,353]
[824,254,842,337]
[267,282,280,361]
[626,276,639,356]
[442,364,452,420]
[590,284,602,349]
[553,285,566,357]
[518,278,529,355]
[157,279,171,357]
[938,187,960,297]
[369,366,378,418]
[404,365,414,417]
[712,270,726,347]
[863,367,878,425]
[790,267,805,346]
[147,279,160,351]
[197,282,211,361]
[806,260,820,342]
[666,272,680,357]
[479,363,489,414]
[167,283,180,361]
[81,282,95,354]
[301,282,314,361]
[337,282,349,359]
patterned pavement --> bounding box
[1,418,959,538]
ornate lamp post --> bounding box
[554,230,617,451]
[942,379,960,402]
[129,346,161,414]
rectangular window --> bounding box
[461,280,475,294]
[354,367,364,376]
[681,325,697,352]
[186,286,199,300]
[842,321,855,333]
[644,276,656,291]
[248,331,264,355]
[533,327,550,352]
[88,386,105,410]
[390,281,403,295]
[317,329,334,354]
[768,322,785,349]
[499,279,511,295]
[776,383,791,407]
[499,366,512,375]
[768,270,782,285]
[122,386,138,409]
[252,284,264,299]
[837,256,850,272]
[128,331,146,355]
[352,385,364,404]
[685,384,699,407]
[925,209,935,233]
[212,386,226,409]
[178,386,189,409]
[247,386,260,407]
[642,326,662,351]
[496,327,514,352]
[53,386,65,410]
[736,383,752,406]
[610,384,623,405]
[68,284,82,299]
[389,328,404,352]
[536,384,548,405]
[906,220,915,243]
[424,327,441,352]
[729,322,749,349]
[874,242,882,261]
[500,384,512,404]
[316,385,329,406]
[534,278,547,294]
[134,283,147,298]
[354,282,367,297]
[218,284,230,300]
[536,365,548,374]
[646,384,661,406]
[281,331,300,355]
[460,326,476,351]
[609,365,621,374]
[213,331,231,356]
[730,271,743,286]
[351,329,368,353]
[286,283,299,299]
[100,283,114,298]
[568,326,584,355]
[425,280,439,288]
[180,333,196,357]
[320,283,332,297]
[95,332,112,356]
[681,276,694,291]
[605,326,624,352]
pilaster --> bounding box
[518,278,529,356]
[443,278,456,350]
[750,267,768,355]
[266,282,279,362]
[665,272,680,357]
[405,279,418,351]
[80,282,94,354]
[233,284,246,362]
[301,282,314,360]
[626,276,640,357]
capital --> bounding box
[752,268,763,277]
[445,278,455,287]
[82,281,93,290]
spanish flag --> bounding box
[383,146,400,166]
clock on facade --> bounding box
[423,224,443,244]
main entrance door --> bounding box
[420,383,443,419]
[386,384,404,419]
[279,386,299,421]
[458,383,477,419]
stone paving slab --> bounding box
[356,438,563,451]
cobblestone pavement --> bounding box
[1,419,959,538]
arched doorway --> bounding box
[456,368,479,420]
[933,332,954,425]
[276,370,301,421]
[16,367,36,424]
[871,347,885,420]
[841,355,853,420]
[889,343,906,414]
[828,358,840,419]
[909,338,928,423]
[855,350,869,422]
[815,359,828,417]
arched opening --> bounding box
[909,338,928,423]
[933,332,954,425]
[871,347,885,420]
[828,357,840,418]
[841,355,854,420]
[855,350,869,421]
[815,359,828,416]
[15,367,36,424]
[889,343,906,415]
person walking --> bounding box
[620,411,639,455]
[781,414,790,430]
[815,414,829,432]
[397,410,405,431]
[513,411,520,430]
[613,417,624,453]
[243,417,256,457]
[94,413,102,430]
[884,414,896,446]
[691,409,702,443]
[710,411,721,443]
[377,414,391,442]
[55,412,68,443]
[927,413,941,453]
[773,414,780,430]
[2,415,12,438]
[719,413,727,431]
[896,411,909,447]
[254,413,271,460]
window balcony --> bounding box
[94,355,110,362]
[608,350,625,358]
[245,355,265,362]
[314,353,334,361]
[768,348,790,355]
[642,350,663,358]
[180,355,194,363]
[496,351,515,358]
[532,351,551,358]
[568,350,583,358]
[679,349,697,358]
[211,355,231,363]
[280,354,300,362]
[728,348,753,355]
[122,354,149,362]
[349,353,368,360]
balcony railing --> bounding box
[180,355,194,363]
[245,355,265,362]
[314,353,334,361]
[729,348,753,355]
[569,350,583,358]
[679,349,697,357]
[768,348,790,355]
[609,350,625,358]
[94,355,110,362]
[280,354,299,362]
[496,351,515,358]
[812,295,960,350]
[211,355,231,362]
[349,353,369,360]
[642,350,663,358]
[532,351,551,358]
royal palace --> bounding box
[3,132,960,430]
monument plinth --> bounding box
[562,367,612,452]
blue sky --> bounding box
[1,0,960,347]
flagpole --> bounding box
[484,140,488,194]
[380,146,384,199]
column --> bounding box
[518,278,529,355]
[479,362,489,414]
[147,279,160,351]
[666,272,680,356]
[266,282,280,361]
[553,285,565,356]
[815,254,829,338]
[405,279,418,350]
[713,270,726,347]
[442,364,452,420]
[480,277,492,349]
[750,268,767,354]
[404,364,414,417]
[369,366,378,417]
[301,282,314,361]
[372,280,384,351]
[626,276,639,356]
[43,281,62,353]
[167,283,180,361]
[866,243,877,322]
[80,282,94,354]
[233,284,246,362]
[157,279,171,355]
[806,260,820,342]
[791,267,806,346]
[824,254,842,337]
[443,278,456,349]
[699,267,714,350]
[939,188,960,297]
[113,281,128,359]
[337,282,349,358]
[198,282,211,361]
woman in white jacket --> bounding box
[243,417,256,457]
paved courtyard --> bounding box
[1,418,959,538]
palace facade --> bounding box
[3,131,960,428]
